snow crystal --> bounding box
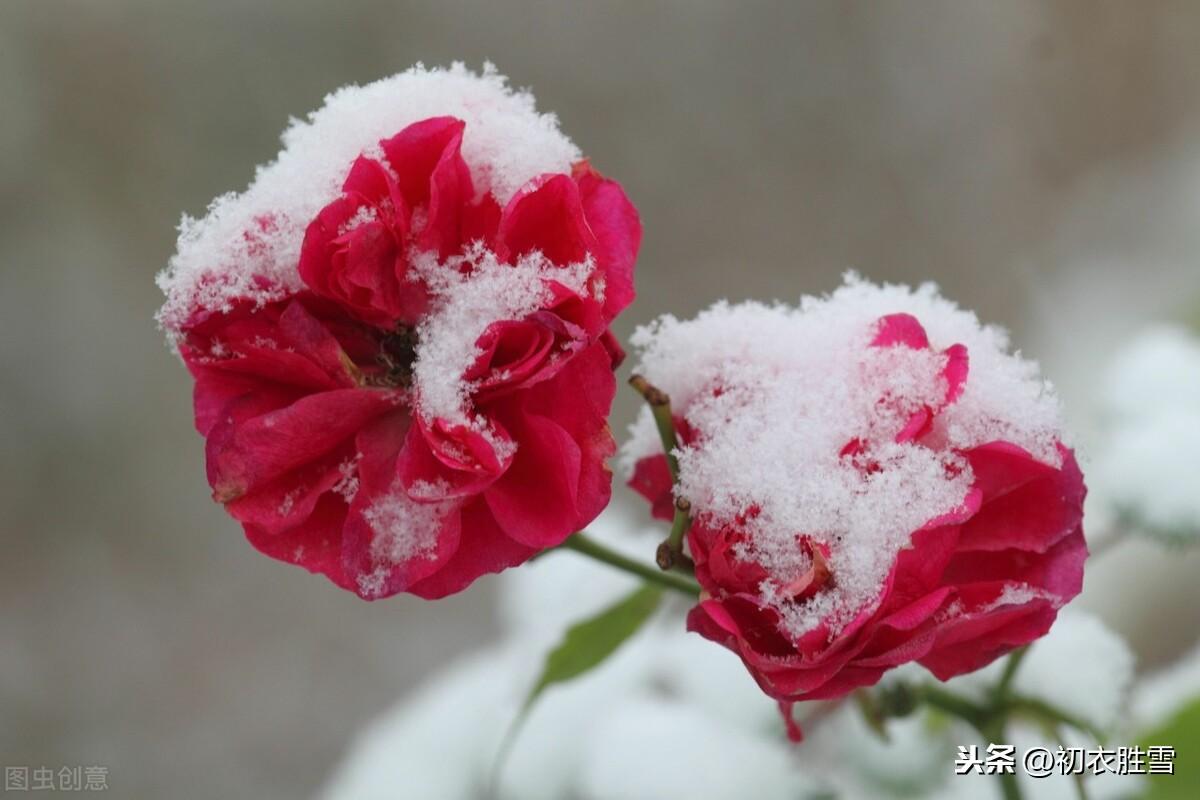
[357,480,452,597]
[277,487,302,517]
[412,246,594,431]
[983,582,1061,612]
[157,63,580,338]
[332,455,361,503]
[621,275,1065,637]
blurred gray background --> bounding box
[3,1,1200,797]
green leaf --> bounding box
[527,583,664,705]
[1137,695,1200,800]
[489,584,664,791]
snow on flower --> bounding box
[157,63,584,334]
[623,275,1086,709]
[159,64,641,598]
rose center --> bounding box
[373,325,419,388]
[781,539,833,602]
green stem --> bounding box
[561,532,702,597]
[1045,724,1090,800]
[629,374,694,571]
[874,646,1085,800]
[980,716,1022,800]
[1006,696,1105,742]
[994,645,1030,704]
[630,374,680,481]
[657,499,693,570]
[995,760,1022,800]
[914,685,1024,800]
[916,684,990,728]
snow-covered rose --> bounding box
[159,65,640,598]
[624,278,1086,728]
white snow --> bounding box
[356,479,453,598]
[320,509,807,800]
[157,63,580,338]
[1095,410,1200,541]
[621,275,1064,637]
[411,246,594,432]
[1100,324,1200,421]
[577,697,810,800]
[946,609,1135,735]
[320,510,1144,800]
[1093,324,1200,543]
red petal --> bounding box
[574,163,641,319]
[484,412,582,547]
[396,418,508,499]
[244,493,359,592]
[206,389,393,501]
[339,412,463,598]
[957,447,1085,554]
[628,455,675,522]
[942,527,1088,599]
[885,489,980,608]
[498,173,597,266]
[417,124,473,257]
[406,500,538,599]
[919,599,1059,681]
[871,313,930,349]
[225,445,351,535]
[380,117,469,210]
[942,343,969,404]
[778,702,804,743]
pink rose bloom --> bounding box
[161,68,640,599]
[625,286,1086,736]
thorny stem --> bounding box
[629,374,680,482]
[630,374,693,570]
[657,497,693,571]
[561,532,702,597]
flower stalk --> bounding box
[561,532,702,597]
[629,374,694,571]
[629,374,681,481]
[867,645,1107,800]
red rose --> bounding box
[628,309,1086,734]
[179,115,640,599]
